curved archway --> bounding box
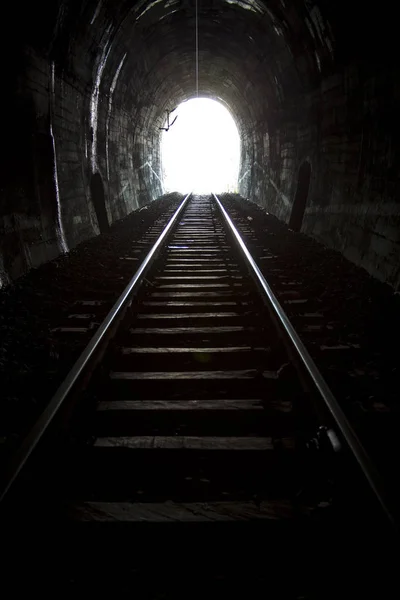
[90,173,109,234]
[288,161,311,232]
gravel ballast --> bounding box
[220,193,400,482]
[0,193,183,459]
[1,191,398,486]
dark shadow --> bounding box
[288,161,311,232]
[90,173,109,233]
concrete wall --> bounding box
[241,63,400,291]
[1,0,399,292]
[0,4,164,286]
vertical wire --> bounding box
[195,0,199,96]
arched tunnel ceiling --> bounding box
[6,0,396,130]
[4,0,332,147]
[37,0,338,209]
[59,0,335,134]
[1,0,400,290]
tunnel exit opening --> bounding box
[288,161,311,232]
[161,98,240,194]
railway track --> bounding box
[69,194,312,522]
[0,193,396,591]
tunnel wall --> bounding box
[0,5,164,286]
[240,62,400,290]
[1,0,400,293]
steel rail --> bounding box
[0,192,192,503]
[212,192,395,527]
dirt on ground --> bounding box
[220,193,400,479]
[0,193,183,458]
[1,191,399,479]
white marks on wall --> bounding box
[225,0,263,15]
[139,161,165,192]
[114,181,131,201]
[304,0,335,66]
[49,62,68,254]
[314,51,321,72]
[266,173,290,207]
[136,0,164,21]
[90,28,112,173]
[165,0,180,7]
[238,161,290,207]
[106,53,127,181]
[90,0,104,25]
[238,167,252,185]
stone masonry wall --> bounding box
[242,63,400,291]
[2,0,399,293]
[0,8,162,286]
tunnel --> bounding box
[1,1,399,289]
[1,1,400,581]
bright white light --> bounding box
[161,98,240,193]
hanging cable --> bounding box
[195,0,199,96]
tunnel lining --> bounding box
[2,1,400,289]
[289,161,311,232]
